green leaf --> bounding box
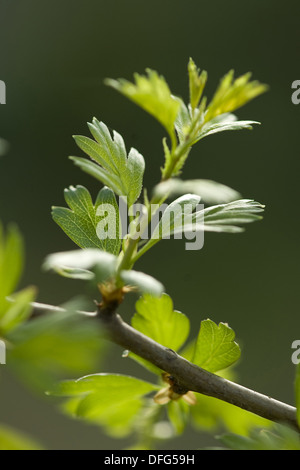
[106,70,180,141]
[217,424,300,450]
[0,223,24,315]
[205,70,268,122]
[52,185,121,255]
[190,367,271,436]
[194,113,260,143]
[192,319,241,373]
[72,119,145,207]
[195,199,265,233]
[120,270,164,297]
[132,294,190,351]
[130,294,189,374]
[8,306,105,392]
[0,286,36,334]
[153,178,241,204]
[43,248,118,283]
[0,424,43,450]
[167,400,190,435]
[49,374,158,436]
[188,58,207,111]
[140,194,201,255]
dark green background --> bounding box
[0,0,300,449]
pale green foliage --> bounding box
[188,58,207,111]
[44,248,164,296]
[72,119,145,207]
[52,185,121,255]
[0,224,36,335]
[119,270,164,297]
[8,304,105,392]
[192,319,241,373]
[106,70,180,143]
[130,293,190,374]
[0,60,274,450]
[217,424,300,450]
[49,374,159,437]
[50,293,244,441]
[153,178,241,204]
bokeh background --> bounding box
[0,0,300,450]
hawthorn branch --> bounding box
[28,300,299,431]
[98,304,299,431]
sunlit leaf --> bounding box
[191,319,241,373]
[153,178,240,204]
[8,306,104,391]
[120,270,164,297]
[0,224,24,315]
[49,373,158,436]
[106,70,180,139]
[72,119,145,207]
[43,248,118,283]
[217,424,300,450]
[130,294,189,374]
[52,185,121,255]
[0,286,36,334]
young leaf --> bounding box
[49,374,158,435]
[192,319,241,373]
[129,294,190,374]
[132,294,190,351]
[0,223,24,315]
[188,58,207,111]
[0,286,36,334]
[43,248,118,283]
[141,194,201,254]
[217,424,300,450]
[153,178,241,204]
[205,70,268,122]
[194,114,260,143]
[120,270,164,297]
[106,70,180,142]
[72,119,145,207]
[52,185,121,255]
[194,199,265,233]
[8,307,105,392]
[167,400,190,435]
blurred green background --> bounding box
[0,0,300,449]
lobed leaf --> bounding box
[106,70,180,140]
[52,185,121,255]
[194,199,265,233]
[72,119,145,207]
[120,270,164,297]
[153,178,241,204]
[43,248,118,283]
[8,306,104,392]
[192,319,241,373]
[49,373,158,436]
[130,294,190,374]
